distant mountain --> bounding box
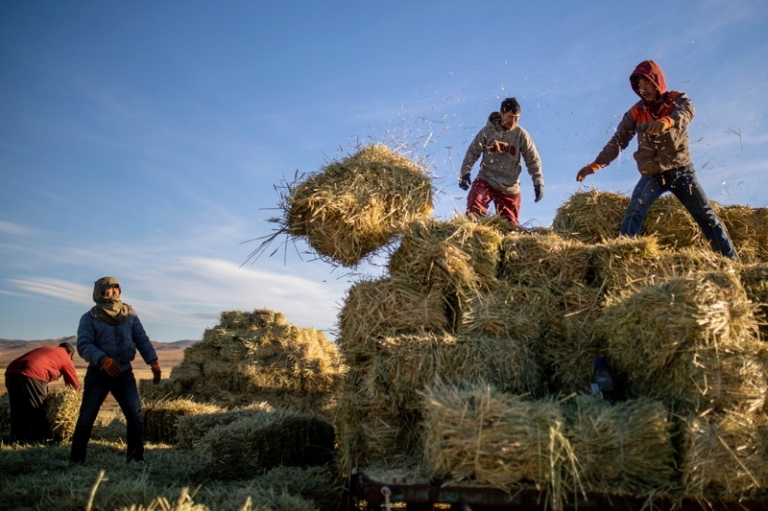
[0,337,197,351]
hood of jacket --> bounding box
[90,276,133,325]
[630,60,668,99]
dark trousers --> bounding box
[620,164,737,259]
[5,372,51,443]
[70,367,145,463]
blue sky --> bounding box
[1,1,766,342]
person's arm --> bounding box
[60,357,80,391]
[520,131,544,202]
[460,129,487,181]
[577,110,636,181]
[131,315,158,366]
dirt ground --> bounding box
[0,340,189,410]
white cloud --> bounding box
[8,278,93,307]
[0,220,34,236]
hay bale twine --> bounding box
[143,399,222,444]
[284,144,433,267]
[45,387,81,443]
[599,271,767,413]
[563,396,676,494]
[680,411,768,500]
[388,216,503,293]
[194,407,335,479]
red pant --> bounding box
[466,178,522,226]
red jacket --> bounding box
[5,346,80,390]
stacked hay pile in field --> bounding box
[267,144,433,267]
[166,309,344,417]
[322,186,768,504]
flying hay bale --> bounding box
[194,407,335,479]
[45,386,81,443]
[176,401,274,449]
[500,231,593,291]
[336,276,449,361]
[422,382,577,510]
[168,309,344,414]
[564,396,676,494]
[364,332,541,411]
[388,216,504,293]
[681,411,768,499]
[275,144,433,267]
[599,271,767,413]
[143,399,222,444]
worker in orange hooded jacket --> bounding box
[576,60,736,259]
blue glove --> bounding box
[534,185,544,203]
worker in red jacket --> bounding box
[4,342,80,443]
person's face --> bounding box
[500,110,520,129]
[636,76,660,102]
[102,285,120,298]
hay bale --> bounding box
[680,411,768,499]
[281,144,433,267]
[740,262,768,339]
[45,387,81,443]
[138,379,174,402]
[599,271,767,413]
[500,232,593,291]
[335,386,422,473]
[176,402,273,449]
[167,309,344,414]
[388,216,504,293]
[92,413,126,442]
[720,206,768,263]
[455,283,545,341]
[336,276,449,361]
[552,189,628,243]
[563,396,676,494]
[538,285,606,396]
[194,408,336,479]
[364,332,541,411]
[422,382,577,510]
[143,399,222,444]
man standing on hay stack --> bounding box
[4,342,80,443]
[69,277,162,464]
[576,60,737,259]
[459,97,545,226]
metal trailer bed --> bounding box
[347,470,767,511]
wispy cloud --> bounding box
[0,220,35,236]
[8,278,93,307]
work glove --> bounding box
[151,362,162,385]
[459,174,471,191]
[646,117,674,135]
[102,357,123,377]
[534,185,544,203]
[576,162,601,182]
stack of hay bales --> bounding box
[279,144,434,267]
[323,186,768,504]
[167,309,344,417]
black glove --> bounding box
[534,184,544,203]
[459,174,471,191]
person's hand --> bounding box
[459,174,472,191]
[151,362,162,385]
[534,185,544,203]
[576,163,600,182]
[646,118,672,135]
[102,357,123,377]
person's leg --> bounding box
[111,369,145,462]
[491,190,522,226]
[669,169,737,259]
[619,175,666,236]
[25,378,51,442]
[466,178,493,218]
[6,373,31,443]
[70,367,110,464]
